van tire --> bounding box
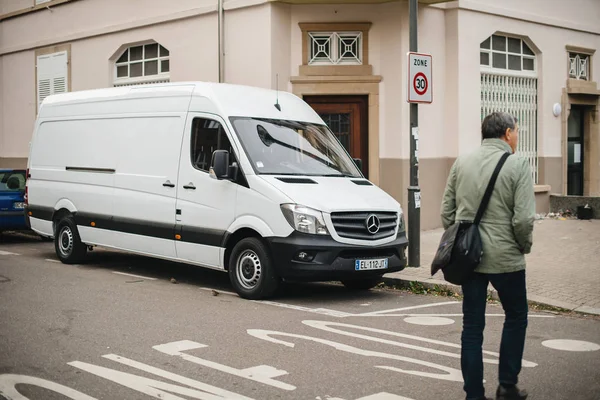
[229,237,279,300]
[54,216,87,264]
[341,276,383,291]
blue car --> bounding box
[0,169,28,233]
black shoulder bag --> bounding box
[431,152,510,285]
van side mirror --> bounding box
[353,158,363,172]
[210,150,229,180]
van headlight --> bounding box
[281,204,329,235]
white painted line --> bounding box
[112,271,157,281]
[0,250,20,256]
[404,316,455,326]
[153,340,296,391]
[45,259,61,263]
[357,394,415,400]
[541,339,600,352]
[356,301,459,316]
[256,301,354,318]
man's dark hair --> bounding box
[481,112,518,140]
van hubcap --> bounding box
[58,227,74,257]
[237,250,261,289]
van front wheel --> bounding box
[229,237,279,300]
[55,216,87,264]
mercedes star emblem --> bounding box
[365,214,380,234]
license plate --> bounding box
[355,258,388,271]
[13,202,25,210]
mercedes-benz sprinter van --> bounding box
[25,82,408,299]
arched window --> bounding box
[113,42,170,87]
[480,34,538,183]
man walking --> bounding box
[441,111,535,400]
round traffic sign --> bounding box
[413,72,428,96]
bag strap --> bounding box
[474,152,510,225]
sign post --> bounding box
[406,0,433,268]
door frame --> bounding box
[291,76,382,185]
[303,95,369,178]
[561,92,600,196]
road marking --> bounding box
[70,354,253,400]
[45,259,61,263]
[356,301,460,316]
[112,271,157,281]
[301,320,529,367]
[153,340,296,391]
[256,301,354,318]
[247,329,464,382]
[0,250,20,256]
[404,316,455,326]
[0,374,98,400]
[541,339,600,352]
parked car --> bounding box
[0,169,28,233]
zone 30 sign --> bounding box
[407,52,433,104]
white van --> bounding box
[25,82,408,299]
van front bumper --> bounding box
[266,232,408,281]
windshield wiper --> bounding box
[320,173,354,177]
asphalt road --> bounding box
[1,233,599,400]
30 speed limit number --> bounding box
[408,52,433,103]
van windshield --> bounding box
[230,117,362,177]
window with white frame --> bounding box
[113,42,170,87]
[37,51,68,109]
[569,52,590,80]
[308,31,363,65]
[35,0,52,5]
[480,34,539,183]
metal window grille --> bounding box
[481,73,538,183]
[569,53,589,80]
[308,32,362,65]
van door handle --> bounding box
[183,183,196,190]
[163,180,175,188]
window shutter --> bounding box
[37,51,68,109]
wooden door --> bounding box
[304,95,369,178]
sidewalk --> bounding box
[385,218,600,315]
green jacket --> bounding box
[440,139,536,274]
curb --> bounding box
[381,274,600,316]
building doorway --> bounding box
[303,95,369,178]
[567,105,585,195]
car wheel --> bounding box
[341,275,383,291]
[228,237,280,300]
[54,216,87,264]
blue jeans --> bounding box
[461,270,528,399]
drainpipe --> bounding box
[218,0,224,82]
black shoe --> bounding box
[496,384,528,400]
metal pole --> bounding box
[218,0,224,83]
[408,0,420,267]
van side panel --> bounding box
[28,119,116,240]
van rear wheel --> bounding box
[55,216,87,264]
[229,237,279,300]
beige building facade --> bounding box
[1,0,599,229]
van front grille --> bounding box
[330,211,397,240]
